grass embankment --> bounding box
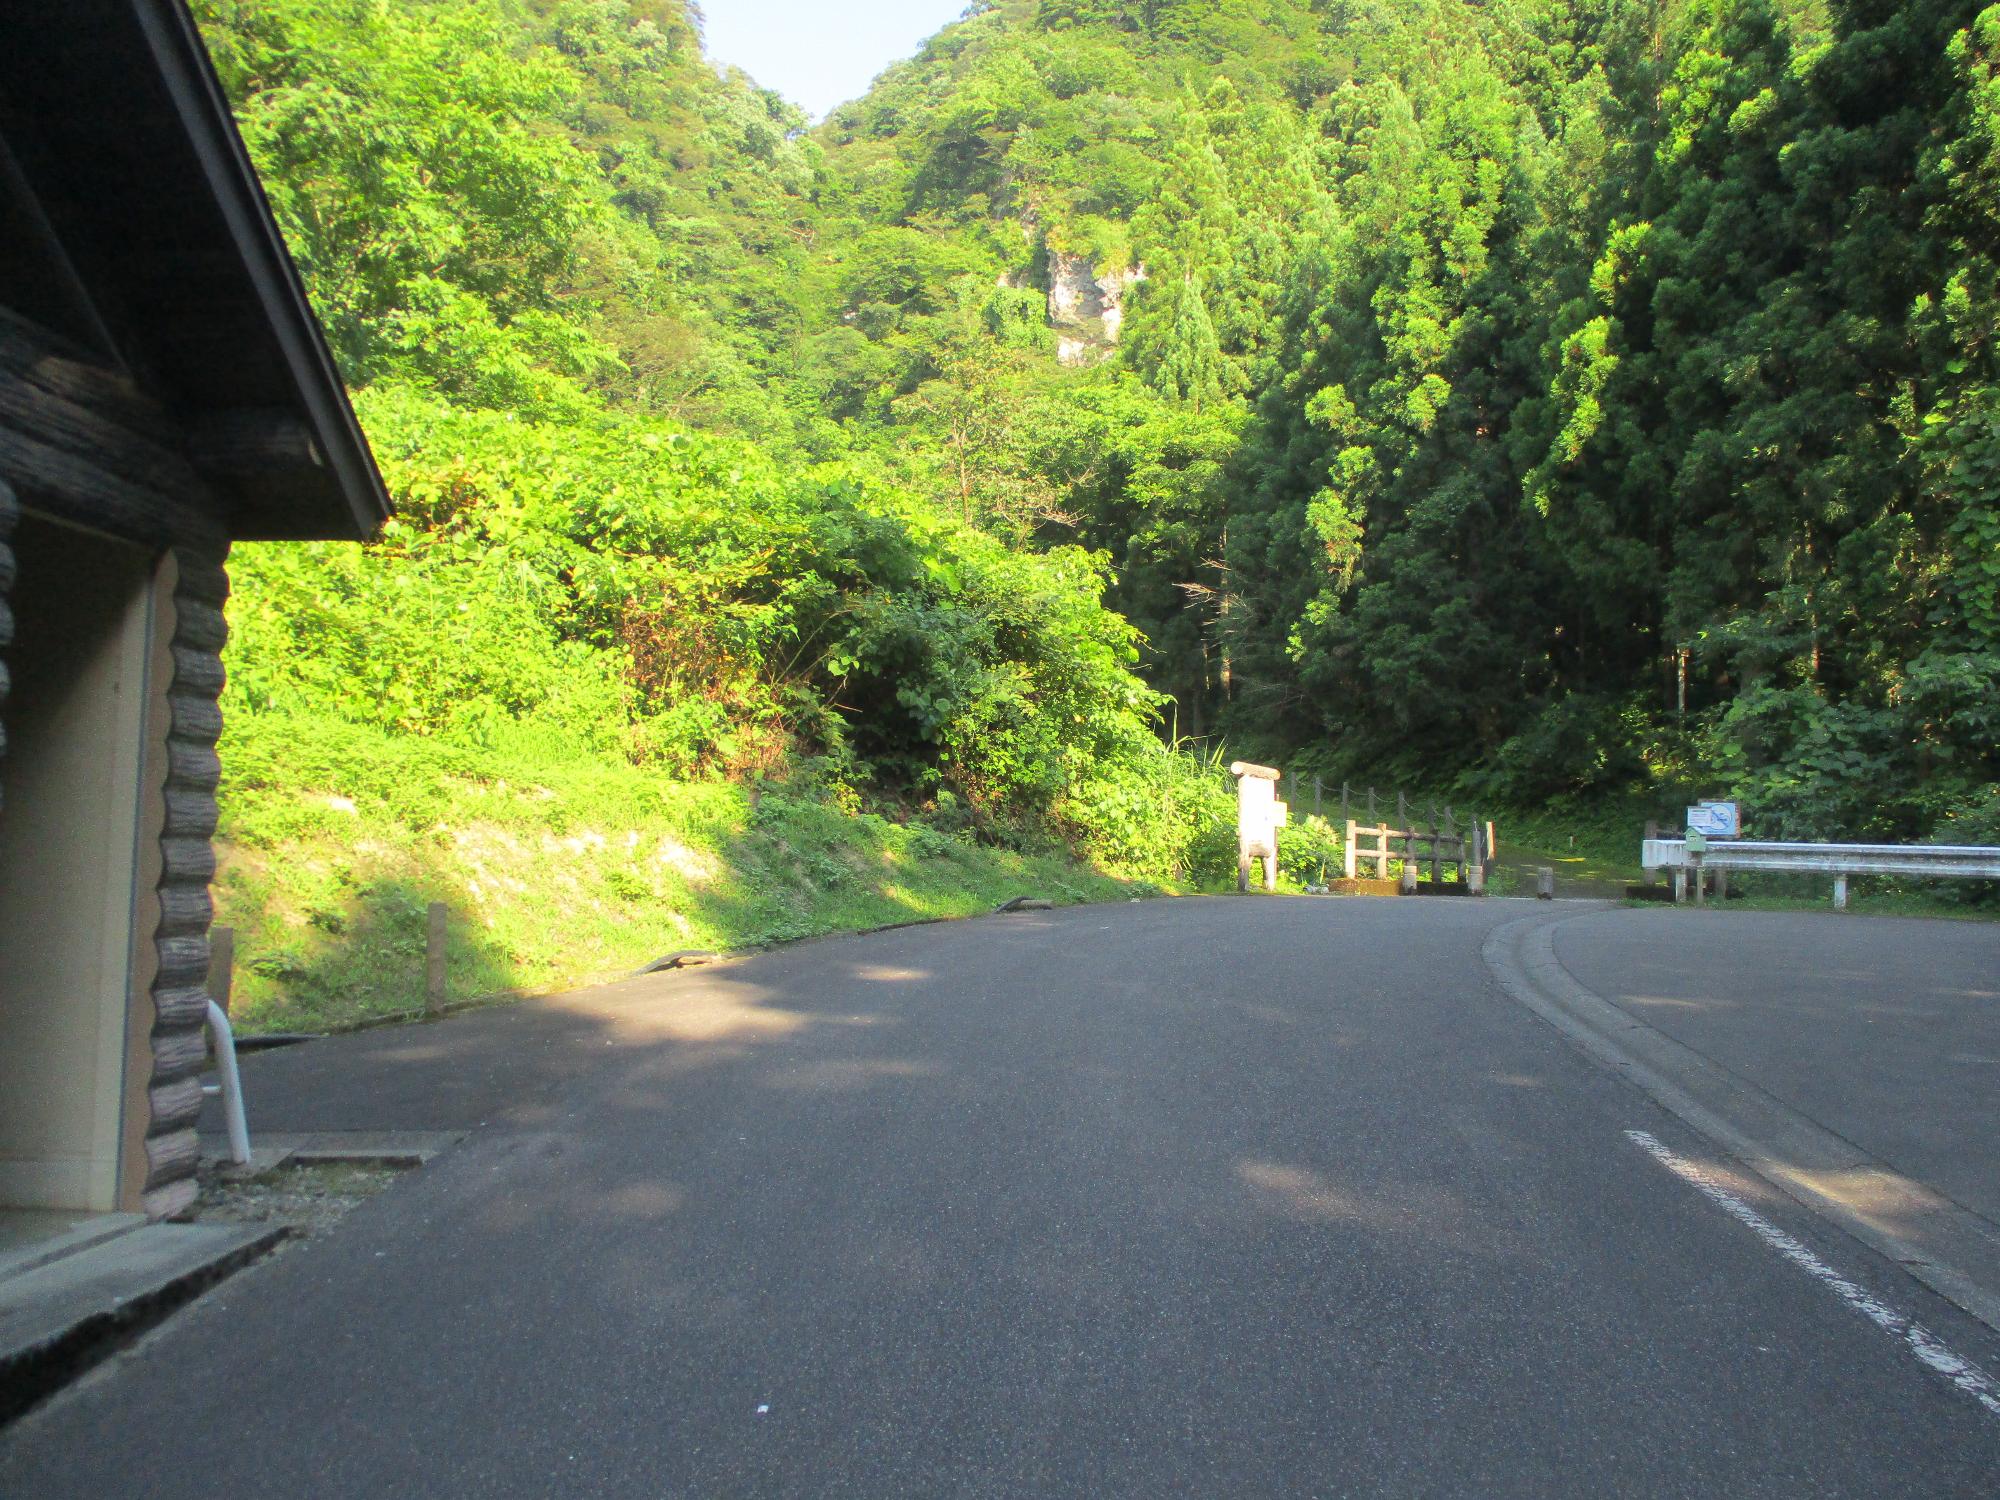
[214,719,1160,1034]
[1490,803,1645,898]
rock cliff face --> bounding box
[1046,251,1100,325]
[1099,268,1142,342]
[1045,252,1145,366]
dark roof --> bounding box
[0,0,391,541]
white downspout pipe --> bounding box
[203,999,251,1166]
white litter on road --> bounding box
[1624,1128,2000,1421]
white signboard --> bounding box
[1686,801,1740,838]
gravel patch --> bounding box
[193,1161,404,1239]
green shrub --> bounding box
[1279,814,1343,886]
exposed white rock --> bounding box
[1047,254,1147,364]
[1047,251,1098,326]
[1098,264,1146,343]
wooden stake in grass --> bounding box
[426,902,448,1018]
[209,925,235,1016]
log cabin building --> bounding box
[0,1,389,1246]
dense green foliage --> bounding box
[198,0,2000,968]
[789,0,2000,842]
[196,0,1234,914]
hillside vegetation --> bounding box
[194,0,1242,1026]
[794,0,2000,844]
[193,0,2000,1022]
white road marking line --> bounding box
[1624,1129,2000,1420]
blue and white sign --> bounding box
[1686,801,1740,838]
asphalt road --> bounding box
[7,897,2000,1496]
[1554,907,2000,1225]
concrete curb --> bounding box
[200,1131,467,1172]
[1482,906,2000,1336]
[0,1222,284,1427]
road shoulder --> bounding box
[1483,906,2000,1335]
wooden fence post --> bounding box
[1643,819,1659,887]
[208,925,234,1017]
[426,901,448,1018]
[1344,819,1358,880]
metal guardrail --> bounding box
[1641,838,2000,908]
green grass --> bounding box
[1487,840,1637,897]
[1496,801,1647,876]
[214,716,1167,1034]
[1624,875,2000,922]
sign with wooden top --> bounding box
[1230,762,1287,892]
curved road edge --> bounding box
[1481,906,2000,1335]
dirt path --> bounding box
[1491,841,1638,899]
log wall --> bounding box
[140,546,229,1218]
[0,309,226,553]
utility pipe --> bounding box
[204,999,251,1166]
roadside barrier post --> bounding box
[426,901,448,1017]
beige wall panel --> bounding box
[0,514,152,1212]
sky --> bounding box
[700,1,971,121]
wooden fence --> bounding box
[1256,774,1499,891]
[1344,819,1492,889]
